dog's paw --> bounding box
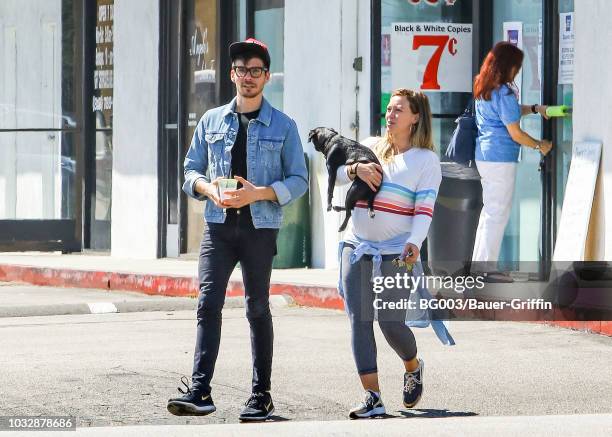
[327,204,332,212]
[368,210,376,218]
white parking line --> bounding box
[87,302,118,314]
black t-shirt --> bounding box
[227,109,260,218]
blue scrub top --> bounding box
[475,84,521,162]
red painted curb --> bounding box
[0,264,345,310]
[0,263,609,336]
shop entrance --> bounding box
[0,0,84,252]
[159,0,285,257]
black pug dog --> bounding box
[308,127,382,232]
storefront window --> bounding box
[380,0,472,156]
[0,0,80,220]
[254,0,284,110]
[236,0,247,41]
[187,0,218,127]
[90,0,114,249]
[492,0,543,271]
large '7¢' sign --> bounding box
[391,23,473,93]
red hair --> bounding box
[473,42,524,100]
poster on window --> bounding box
[502,21,523,102]
[92,0,114,123]
[390,23,472,93]
[558,12,574,85]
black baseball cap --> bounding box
[229,38,271,69]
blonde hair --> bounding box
[373,89,435,163]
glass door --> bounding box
[160,0,284,256]
[0,0,83,251]
[554,0,574,240]
[161,0,239,256]
[182,0,219,254]
[492,0,544,274]
[159,0,184,257]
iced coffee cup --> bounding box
[217,178,238,203]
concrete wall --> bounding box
[284,0,371,268]
[574,0,612,261]
[111,0,159,258]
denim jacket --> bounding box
[182,97,308,228]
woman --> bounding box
[471,41,553,282]
[336,89,442,418]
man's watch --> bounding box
[531,104,538,114]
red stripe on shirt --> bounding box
[356,200,413,213]
[355,202,433,218]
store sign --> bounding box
[391,23,472,92]
[189,26,210,71]
[92,0,114,116]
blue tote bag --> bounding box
[445,100,477,165]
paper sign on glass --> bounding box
[390,23,472,93]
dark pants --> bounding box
[191,214,278,395]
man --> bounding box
[167,38,308,421]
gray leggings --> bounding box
[341,244,417,375]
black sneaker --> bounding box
[239,392,275,421]
[403,358,424,408]
[167,376,216,416]
[348,390,386,419]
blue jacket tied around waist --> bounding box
[338,232,455,346]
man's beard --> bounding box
[238,84,263,98]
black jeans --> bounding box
[191,213,278,395]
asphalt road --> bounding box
[1,304,611,429]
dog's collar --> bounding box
[322,132,340,154]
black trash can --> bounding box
[427,162,482,276]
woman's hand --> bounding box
[539,140,553,156]
[507,123,554,157]
[355,162,383,192]
[401,243,420,265]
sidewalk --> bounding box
[0,282,293,318]
[6,414,611,437]
[0,252,610,335]
[0,252,343,309]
